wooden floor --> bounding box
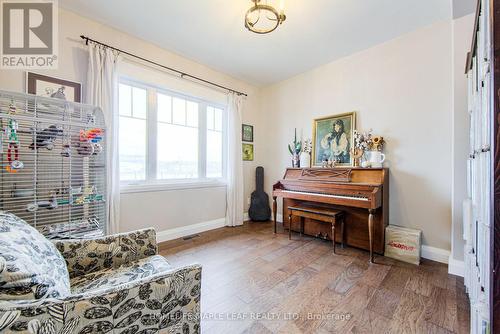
[159,221,470,334]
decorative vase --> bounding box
[299,152,310,168]
[364,150,385,168]
[292,153,300,168]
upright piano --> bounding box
[272,168,389,261]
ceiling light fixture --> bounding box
[245,0,286,34]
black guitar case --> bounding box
[248,166,271,221]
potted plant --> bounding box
[288,128,302,168]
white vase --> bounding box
[364,150,385,168]
[299,152,311,168]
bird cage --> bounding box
[0,90,107,239]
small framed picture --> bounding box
[242,124,254,142]
[26,72,82,103]
[242,143,254,161]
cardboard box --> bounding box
[385,225,422,265]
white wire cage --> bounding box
[0,90,107,239]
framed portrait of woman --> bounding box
[312,112,356,167]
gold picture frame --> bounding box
[242,143,254,161]
[312,112,356,167]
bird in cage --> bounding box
[29,125,63,150]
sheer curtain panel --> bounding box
[225,93,244,227]
[86,44,121,234]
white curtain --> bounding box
[86,44,121,234]
[225,93,244,227]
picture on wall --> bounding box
[242,143,254,161]
[26,72,82,103]
[242,124,254,142]
[312,112,356,167]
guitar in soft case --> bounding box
[248,166,271,221]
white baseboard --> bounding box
[448,255,465,277]
[421,245,450,264]
[156,218,226,243]
[157,212,250,243]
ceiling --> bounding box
[60,0,464,86]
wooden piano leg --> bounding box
[288,210,293,240]
[300,216,304,237]
[331,218,336,254]
[368,209,374,263]
[341,215,345,249]
[273,196,277,234]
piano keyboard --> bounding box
[282,190,369,201]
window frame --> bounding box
[118,77,227,193]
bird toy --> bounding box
[5,103,23,173]
[76,128,103,156]
[80,128,103,143]
[8,102,16,114]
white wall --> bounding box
[260,19,457,250]
[0,8,264,233]
[451,13,475,261]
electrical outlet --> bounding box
[247,197,251,205]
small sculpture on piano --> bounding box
[321,159,337,168]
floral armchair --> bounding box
[0,212,201,334]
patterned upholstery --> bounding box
[54,229,158,279]
[0,214,202,334]
[0,212,70,300]
[70,255,172,294]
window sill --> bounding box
[120,179,227,194]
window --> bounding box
[206,106,224,178]
[118,81,226,187]
[157,95,199,179]
[119,84,147,181]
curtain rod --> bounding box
[80,35,248,97]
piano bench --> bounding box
[287,205,345,254]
